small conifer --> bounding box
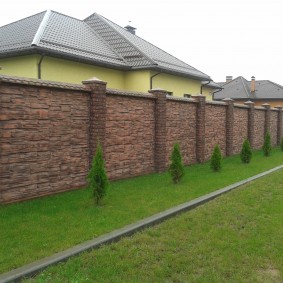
[87,141,109,205]
[240,139,252,163]
[168,143,185,184]
[262,132,272,157]
[210,144,222,172]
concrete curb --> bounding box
[1,165,282,283]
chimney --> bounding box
[251,76,255,92]
[226,76,233,83]
[124,25,136,35]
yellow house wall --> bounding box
[41,57,125,89]
[151,72,201,97]
[124,70,151,92]
[0,55,38,78]
[201,86,215,101]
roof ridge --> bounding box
[240,76,250,98]
[267,80,283,89]
[31,10,52,46]
[94,13,156,67]
[83,13,128,65]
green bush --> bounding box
[280,137,283,151]
[210,144,222,172]
[87,142,109,205]
[262,132,272,157]
[168,143,185,184]
[240,139,252,163]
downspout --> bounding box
[150,72,161,90]
[200,80,211,94]
[37,54,45,79]
[212,88,223,100]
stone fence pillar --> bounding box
[149,88,167,172]
[244,100,255,148]
[83,77,107,168]
[193,95,206,163]
[262,103,271,135]
[275,106,283,145]
[223,98,234,156]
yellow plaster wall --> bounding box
[41,57,125,89]
[0,55,38,78]
[124,70,150,92]
[202,86,214,101]
[151,72,201,97]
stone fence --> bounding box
[0,75,282,203]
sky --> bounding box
[1,0,282,85]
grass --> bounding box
[25,169,283,283]
[1,148,283,274]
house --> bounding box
[213,76,283,107]
[0,10,216,98]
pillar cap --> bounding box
[149,88,167,93]
[82,77,107,85]
[275,105,283,109]
[244,100,255,106]
[262,103,271,108]
[222,98,234,102]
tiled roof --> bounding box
[214,76,283,100]
[0,10,210,80]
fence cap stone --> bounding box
[222,98,234,102]
[82,77,107,85]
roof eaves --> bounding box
[31,10,51,46]
[133,65,210,81]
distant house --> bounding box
[0,10,216,98]
[214,76,283,107]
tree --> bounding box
[240,139,252,163]
[87,141,109,205]
[210,144,222,172]
[262,132,272,157]
[168,143,185,184]
[280,137,283,151]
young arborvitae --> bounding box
[262,132,272,157]
[87,142,109,205]
[210,144,222,172]
[169,143,185,184]
[240,139,252,163]
[280,137,283,151]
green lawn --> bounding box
[1,148,283,274]
[25,169,283,283]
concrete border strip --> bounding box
[1,165,282,283]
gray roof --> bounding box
[214,76,283,100]
[0,10,210,80]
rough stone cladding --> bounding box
[166,100,197,166]
[1,76,283,203]
[270,110,278,147]
[0,83,89,203]
[233,107,248,154]
[205,104,226,160]
[105,94,155,179]
[253,109,265,149]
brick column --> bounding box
[193,95,206,163]
[262,103,271,135]
[275,106,283,145]
[244,100,255,148]
[222,98,234,156]
[149,88,167,172]
[83,77,107,167]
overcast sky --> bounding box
[1,0,282,85]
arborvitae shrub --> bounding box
[210,144,222,172]
[168,143,185,184]
[280,137,283,151]
[87,142,109,205]
[240,139,252,163]
[262,132,272,156]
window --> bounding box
[166,92,173,96]
[184,94,191,98]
